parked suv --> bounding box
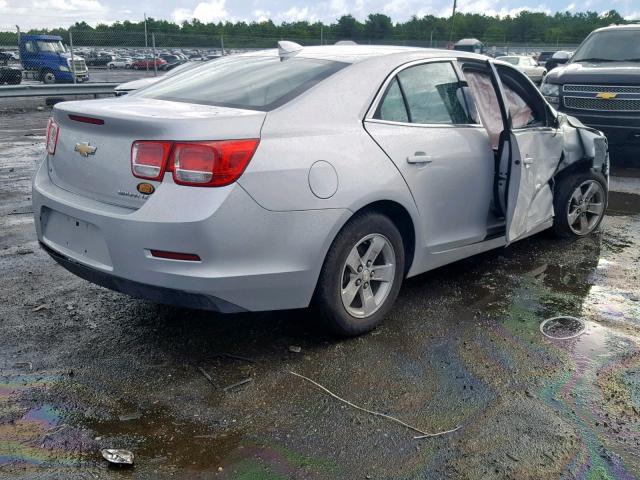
[541,24,640,162]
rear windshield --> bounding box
[498,57,519,65]
[136,55,348,111]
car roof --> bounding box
[593,24,640,33]
[234,44,486,64]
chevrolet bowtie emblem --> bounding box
[74,142,97,157]
[596,92,617,100]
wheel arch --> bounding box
[553,158,606,191]
[328,199,417,277]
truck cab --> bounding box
[540,24,640,164]
[453,38,484,54]
[18,34,89,84]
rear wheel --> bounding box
[314,212,405,336]
[552,171,607,238]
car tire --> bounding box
[314,212,405,336]
[40,69,56,84]
[552,170,607,238]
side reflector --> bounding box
[149,250,201,261]
[69,114,105,125]
[131,141,172,180]
[46,118,59,155]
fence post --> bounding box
[144,13,149,73]
[69,29,76,84]
[220,34,224,55]
[152,33,157,76]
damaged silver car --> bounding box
[33,45,608,336]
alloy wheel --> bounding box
[340,234,396,318]
[567,179,605,235]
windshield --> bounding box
[137,55,347,111]
[572,29,640,62]
[37,41,66,53]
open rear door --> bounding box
[486,60,562,244]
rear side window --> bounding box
[374,62,473,125]
[375,78,408,123]
[136,56,347,111]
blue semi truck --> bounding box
[18,34,89,84]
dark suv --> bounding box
[540,24,640,163]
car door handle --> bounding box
[523,155,534,166]
[407,153,433,164]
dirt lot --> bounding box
[1,106,639,480]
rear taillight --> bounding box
[131,141,172,180]
[130,139,259,187]
[171,140,259,187]
[46,118,59,155]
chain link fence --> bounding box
[1,24,581,87]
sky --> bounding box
[1,0,638,29]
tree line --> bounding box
[0,10,630,48]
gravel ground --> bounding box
[1,107,639,480]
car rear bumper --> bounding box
[40,241,246,312]
[32,159,350,312]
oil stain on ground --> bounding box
[1,126,639,479]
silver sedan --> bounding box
[33,43,608,335]
[496,55,547,83]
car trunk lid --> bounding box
[49,97,266,209]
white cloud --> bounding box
[279,6,313,22]
[253,9,271,22]
[383,0,409,15]
[0,0,639,30]
[445,0,551,17]
[33,0,106,12]
[173,0,229,24]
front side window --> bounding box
[464,66,545,147]
[374,62,473,125]
[137,55,347,111]
[25,41,36,53]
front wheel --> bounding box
[552,171,607,238]
[313,212,405,336]
[41,69,56,84]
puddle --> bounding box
[540,316,586,340]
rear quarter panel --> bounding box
[239,55,420,215]
[238,54,427,274]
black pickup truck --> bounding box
[540,24,640,164]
